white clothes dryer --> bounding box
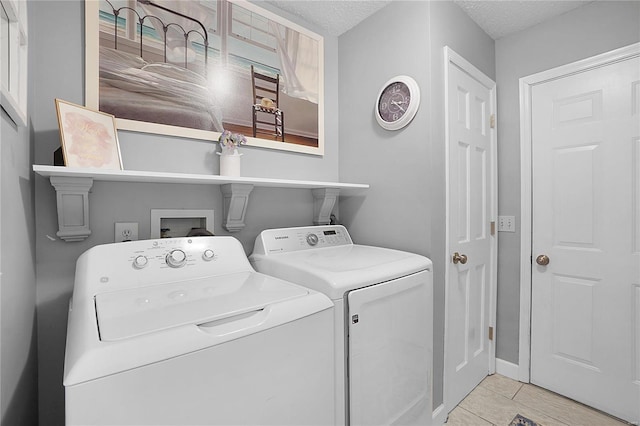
[64,236,334,426]
[250,225,433,426]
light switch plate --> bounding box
[498,216,516,233]
[115,222,139,242]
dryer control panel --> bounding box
[252,225,353,255]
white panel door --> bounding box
[348,271,432,426]
[445,54,495,410]
[531,55,640,423]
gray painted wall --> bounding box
[0,4,38,424]
[338,0,495,410]
[494,0,640,363]
[30,1,340,423]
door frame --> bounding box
[517,42,640,382]
[443,46,498,412]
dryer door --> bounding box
[347,269,433,425]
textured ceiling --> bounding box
[265,0,592,39]
[453,0,592,39]
[265,0,392,36]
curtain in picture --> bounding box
[269,21,319,104]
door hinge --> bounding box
[490,114,496,129]
[490,221,496,236]
[489,326,494,341]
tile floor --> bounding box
[444,374,630,426]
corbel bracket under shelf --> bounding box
[312,188,341,225]
[220,183,254,232]
[50,176,93,242]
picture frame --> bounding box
[55,98,123,169]
[84,0,325,156]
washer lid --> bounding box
[95,271,308,341]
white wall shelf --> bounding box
[33,165,369,241]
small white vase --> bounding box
[217,149,242,176]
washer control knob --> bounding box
[166,249,187,268]
[133,255,148,269]
[203,249,215,261]
[306,233,319,246]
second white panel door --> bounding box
[530,54,640,423]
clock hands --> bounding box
[391,100,406,112]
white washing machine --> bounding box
[64,236,335,425]
[250,225,433,426]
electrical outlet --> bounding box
[115,222,138,242]
[498,216,516,233]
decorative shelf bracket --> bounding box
[220,183,254,232]
[50,176,94,242]
[312,188,340,225]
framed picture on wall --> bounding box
[55,98,123,169]
[84,0,325,156]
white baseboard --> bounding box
[432,403,447,425]
[495,358,520,381]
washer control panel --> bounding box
[254,225,353,255]
[76,236,252,295]
[124,238,223,271]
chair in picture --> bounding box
[251,65,285,142]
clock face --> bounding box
[375,75,420,130]
[378,81,411,123]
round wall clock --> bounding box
[375,75,421,131]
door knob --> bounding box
[536,254,550,266]
[452,252,468,265]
